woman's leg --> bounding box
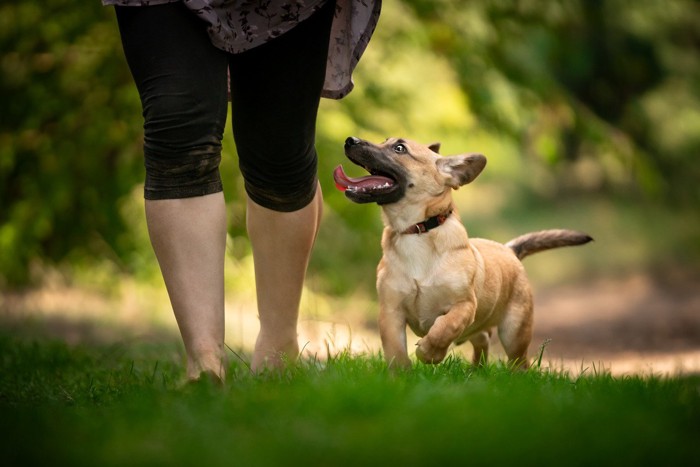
[115,3,229,380]
[228,1,335,371]
[246,185,323,370]
[146,194,227,380]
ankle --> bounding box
[251,332,299,372]
[186,344,226,381]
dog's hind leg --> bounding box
[469,329,493,367]
[497,295,534,369]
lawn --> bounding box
[1,332,698,466]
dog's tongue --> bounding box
[333,165,394,192]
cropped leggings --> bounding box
[115,0,334,211]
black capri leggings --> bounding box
[115,0,334,211]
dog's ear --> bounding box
[436,153,486,189]
[428,142,441,154]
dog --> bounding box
[333,136,592,369]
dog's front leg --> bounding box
[416,298,476,364]
[379,306,411,369]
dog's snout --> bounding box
[345,136,361,147]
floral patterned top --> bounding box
[102,0,382,99]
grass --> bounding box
[1,333,699,466]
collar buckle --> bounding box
[402,209,453,235]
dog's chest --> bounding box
[381,239,471,335]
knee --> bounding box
[142,88,226,153]
[144,145,223,200]
[239,143,319,212]
[141,94,227,200]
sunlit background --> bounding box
[2,0,699,374]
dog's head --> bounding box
[334,137,486,206]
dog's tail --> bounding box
[505,229,593,261]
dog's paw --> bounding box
[415,339,448,364]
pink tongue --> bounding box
[333,165,394,192]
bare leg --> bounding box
[247,183,323,372]
[145,192,227,381]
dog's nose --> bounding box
[345,136,361,147]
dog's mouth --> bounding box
[333,137,407,204]
[333,165,396,195]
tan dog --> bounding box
[333,137,592,369]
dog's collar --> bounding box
[402,209,453,235]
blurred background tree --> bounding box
[1,0,699,292]
[0,0,145,285]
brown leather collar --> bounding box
[401,209,453,235]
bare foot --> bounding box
[251,334,299,373]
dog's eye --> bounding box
[393,144,406,154]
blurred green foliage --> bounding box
[0,1,144,285]
[1,0,699,288]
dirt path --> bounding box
[2,272,699,376]
[529,273,700,375]
[298,272,700,376]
